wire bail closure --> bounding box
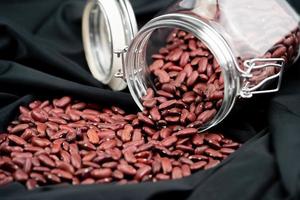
[114,46,144,82]
[239,58,285,98]
[114,47,128,80]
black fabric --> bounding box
[0,0,300,199]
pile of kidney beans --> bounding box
[0,29,240,190]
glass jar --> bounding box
[82,0,300,131]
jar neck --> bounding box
[125,13,240,131]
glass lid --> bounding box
[82,0,137,90]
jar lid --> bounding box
[82,0,137,90]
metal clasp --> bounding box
[114,47,128,80]
[239,58,285,98]
[114,46,144,81]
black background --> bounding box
[0,0,300,199]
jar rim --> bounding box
[125,13,240,131]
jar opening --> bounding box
[126,14,239,131]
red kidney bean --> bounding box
[149,59,164,72]
[123,150,137,164]
[36,123,47,135]
[197,109,217,124]
[54,96,71,108]
[138,113,154,126]
[174,128,198,136]
[134,165,151,181]
[156,90,174,99]
[149,107,160,121]
[189,155,208,162]
[32,137,51,148]
[222,142,240,148]
[55,160,74,174]
[172,167,183,179]
[142,88,154,101]
[23,158,32,173]
[33,166,50,173]
[30,172,46,184]
[205,148,223,158]
[102,161,118,169]
[197,57,208,73]
[19,106,30,115]
[179,52,190,66]
[192,134,205,146]
[117,164,136,176]
[71,154,82,170]
[142,99,157,110]
[161,136,178,147]
[111,106,125,115]
[10,124,29,134]
[158,100,177,110]
[152,54,165,59]
[165,65,183,72]
[8,135,27,146]
[97,130,115,139]
[44,172,61,183]
[31,109,48,123]
[29,101,42,110]
[168,48,183,61]
[204,158,220,170]
[81,114,99,123]
[154,69,170,84]
[272,46,287,58]
[38,154,55,168]
[165,116,180,123]
[26,179,37,190]
[191,57,201,66]
[194,145,209,155]
[48,117,67,125]
[112,170,124,180]
[82,151,97,162]
[13,169,28,181]
[91,168,112,179]
[51,169,73,180]
[174,71,187,87]
[155,173,170,180]
[31,157,40,167]
[161,158,172,174]
[99,139,117,150]
[188,39,197,50]
[121,125,133,142]
[50,140,62,154]
[0,174,13,183]
[71,102,86,110]
[205,133,223,142]
[59,150,70,164]
[182,92,195,104]
[181,164,191,177]
[87,129,100,144]
[11,152,32,158]
[190,161,207,171]
[46,122,59,131]
[186,71,199,87]
[220,148,235,154]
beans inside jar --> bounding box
[142,29,224,129]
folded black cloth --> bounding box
[0,0,300,199]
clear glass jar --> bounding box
[82,0,300,131]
